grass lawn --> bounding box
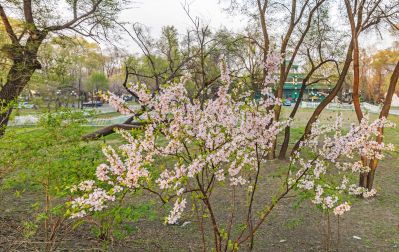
[0,109,398,251]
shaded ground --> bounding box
[0,110,398,251]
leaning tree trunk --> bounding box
[291,41,354,155]
[82,116,147,141]
[278,57,334,159]
[0,33,45,136]
[269,62,287,159]
[0,58,41,135]
[279,83,306,159]
[366,60,399,190]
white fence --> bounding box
[84,115,132,126]
[301,101,399,115]
[9,102,399,127]
[8,115,39,126]
[301,101,354,110]
[9,104,142,127]
[9,114,132,127]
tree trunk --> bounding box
[269,62,287,159]
[82,123,145,141]
[0,31,45,136]
[279,83,306,159]
[365,60,399,190]
[82,115,147,140]
[343,0,370,188]
[0,57,41,135]
[352,40,363,122]
[352,37,369,187]
[0,107,12,136]
[291,41,354,155]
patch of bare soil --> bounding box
[1,157,398,251]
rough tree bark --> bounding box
[0,3,47,135]
[365,60,399,190]
[344,0,368,187]
[0,0,112,136]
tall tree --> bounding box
[366,59,399,189]
[292,0,399,155]
[278,8,342,158]
[228,0,329,158]
[0,0,127,135]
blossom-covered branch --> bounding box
[69,57,395,251]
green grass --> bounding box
[1,108,398,251]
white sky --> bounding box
[122,0,245,33]
[116,0,247,52]
[114,0,396,54]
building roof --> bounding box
[283,83,333,90]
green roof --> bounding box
[283,83,333,89]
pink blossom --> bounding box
[333,202,351,216]
[69,61,394,226]
[166,198,187,224]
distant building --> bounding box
[282,64,333,102]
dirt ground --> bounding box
[1,156,398,251]
[1,110,398,251]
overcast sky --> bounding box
[121,0,245,34]
[115,0,246,52]
[114,0,396,54]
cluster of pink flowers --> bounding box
[69,58,395,225]
[333,202,351,216]
[68,128,152,218]
[69,59,289,222]
[348,185,377,198]
[166,198,187,224]
[261,52,281,86]
[69,183,116,218]
[290,115,395,213]
[128,82,152,104]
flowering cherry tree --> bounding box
[68,59,395,251]
[289,116,395,213]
